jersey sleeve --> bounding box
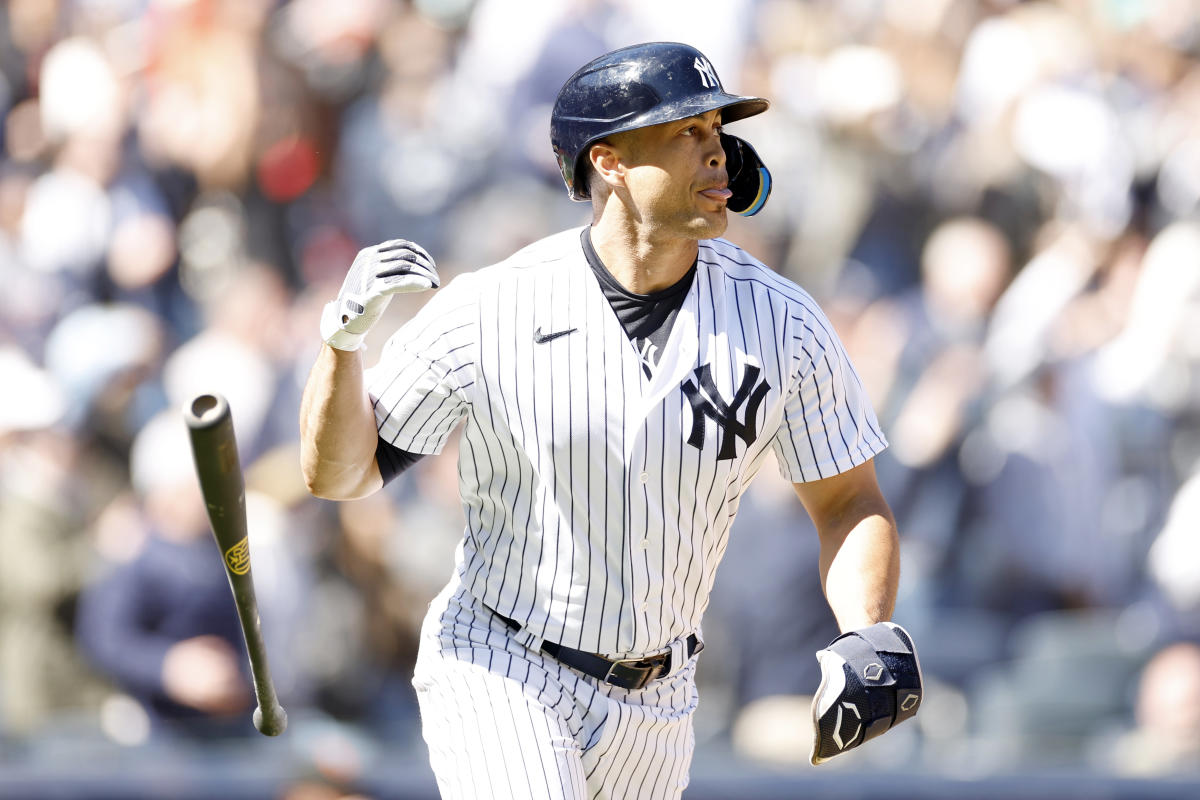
[364,273,478,455]
[771,304,888,483]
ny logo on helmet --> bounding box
[693,56,719,89]
[681,363,770,460]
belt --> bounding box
[489,608,702,691]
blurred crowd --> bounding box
[2,0,1200,792]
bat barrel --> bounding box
[184,394,243,517]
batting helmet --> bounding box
[550,42,770,207]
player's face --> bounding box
[615,110,730,240]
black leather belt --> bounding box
[490,608,702,691]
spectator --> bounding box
[1111,641,1200,776]
[75,410,252,737]
[0,370,112,736]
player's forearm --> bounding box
[817,499,900,632]
[299,344,383,500]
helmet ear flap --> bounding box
[721,133,772,216]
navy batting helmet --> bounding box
[550,42,770,209]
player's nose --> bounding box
[704,131,726,169]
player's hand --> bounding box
[810,621,922,765]
[320,239,440,351]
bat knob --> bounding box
[253,703,288,736]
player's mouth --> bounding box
[698,185,732,204]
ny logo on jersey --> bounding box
[693,56,719,89]
[681,363,771,460]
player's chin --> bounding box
[688,209,728,239]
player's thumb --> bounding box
[378,268,439,295]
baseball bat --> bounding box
[184,393,287,736]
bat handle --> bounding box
[235,592,288,736]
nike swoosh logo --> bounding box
[534,326,577,344]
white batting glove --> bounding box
[320,239,440,351]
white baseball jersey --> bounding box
[366,226,886,658]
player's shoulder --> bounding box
[699,237,821,312]
[433,228,582,303]
[699,239,846,349]
[482,227,585,277]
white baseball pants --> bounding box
[413,576,700,799]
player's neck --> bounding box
[588,218,698,295]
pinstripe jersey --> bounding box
[365,226,886,658]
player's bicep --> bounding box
[791,458,889,532]
[366,274,478,454]
[772,331,886,483]
[370,359,468,455]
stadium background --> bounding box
[1,0,1199,797]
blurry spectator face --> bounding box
[138,3,260,188]
[378,8,454,82]
[0,346,66,434]
[0,169,31,234]
[107,212,178,290]
[9,0,61,56]
[1136,642,1200,749]
[1092,222,1200,408]
[206,262,293,353]
[279,0,391,66]
[130,410,210,539]
[921,218,1012,325]
[44,304,165,429]
[39,37,126,145]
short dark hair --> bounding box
[581,159,600,199]
[581,140,614,202]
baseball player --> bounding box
[300,42,921,799]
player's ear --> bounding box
[588,141,626,193]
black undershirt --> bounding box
[581,227,695,378]
[376,436,424,485]
[377,228,698,484]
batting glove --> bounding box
[320,239,440,351]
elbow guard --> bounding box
[810,621,923,765]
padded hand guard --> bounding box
[721,133,772,216]
[810,621,922,765]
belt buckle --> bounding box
[603,652,668,691]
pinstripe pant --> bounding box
[413,576,700,799]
